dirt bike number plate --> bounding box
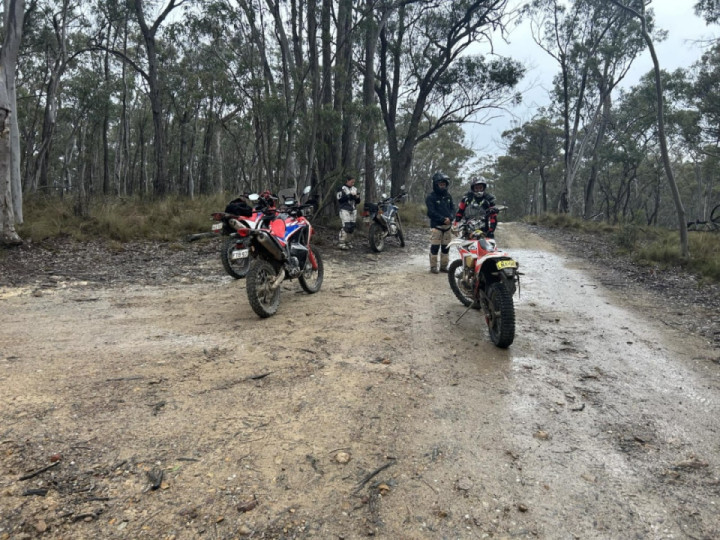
[496,260,517,270]
[231,248,249,260]
[212,223,223,231]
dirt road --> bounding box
[1,223,719,539]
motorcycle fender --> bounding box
[475,254,506,272]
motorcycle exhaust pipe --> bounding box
[255,231,286,261]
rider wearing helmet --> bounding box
[336,174,361,250]
[453,176,497,238]
[425,172,455,273]
[257,190,277,210]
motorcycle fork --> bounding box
[307,244,319,270]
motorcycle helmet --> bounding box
[470,176,487,191]
[432,172,450,192]
[259,190,277,208]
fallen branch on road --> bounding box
[353,459,396,494]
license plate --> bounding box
[496,259,517,270]
[231,248,249,260]
[212,223,223,232]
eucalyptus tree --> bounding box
[499,115,563,213]
[19,0,91,195]
[0,0,25,245]
[691,43,720,156]
[407,123,473,202]
[609,0,688,258]
[129,0,187,197]
[367,0,523,196]
[527,0,649,215]
[596,68,691,226]
[695,0,720,25]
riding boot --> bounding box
[429,254,439,274]
[440,253,449,272]
[346,232,354,249]
[338,229,349,250]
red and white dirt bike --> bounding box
[210,193,276,279]
[234,187,324,318]
[447,209,520,348]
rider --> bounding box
[453,176,497,238]
[425,172,455,273]
[337,174,361,250]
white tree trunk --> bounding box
[0,0,25,245]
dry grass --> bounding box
[17,194,229,242]
[528,213,720,283]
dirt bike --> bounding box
[362,187,407,252]
[238,187,324,318]
[211,194,276,279]
[447,210,520,348]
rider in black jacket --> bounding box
[453,176,497,238]
[425,172,455,273]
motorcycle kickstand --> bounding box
[455,303,474,324]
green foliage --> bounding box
[18,195,230,243]
[695,0,720,24]
[399,202,430,228]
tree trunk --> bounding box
[609,0,688,258]
[74,123,89,218]
[0,0,25,246]
[132,0,183,198]
[102,46,111,195]
[584,93,612,219]
[362,0,382,203]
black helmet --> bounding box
[432,172,450,190]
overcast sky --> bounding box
[466,0,717,158]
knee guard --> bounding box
[430,244,440,255]
[440,245,450,254]
[343,222,356,234]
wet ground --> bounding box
[1,222,719,539]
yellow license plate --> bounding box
[496,260,517,270]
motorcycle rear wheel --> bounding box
[447,260,474,307]
[246,259,281,318]
[486,282,515,348]
[299,246,324,293]
[369,222,386,252]
[221,237,250,279]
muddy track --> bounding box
[1,222,719,539]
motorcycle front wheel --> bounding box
[369,222,386,252]
[447,260,474,307]
[486,282,515,348]
[395,217,405,247]
[221,237,250,279]
[299,246,324,293]
[246,259,281,318]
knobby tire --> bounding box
[369,222,385,252]
[299,247,324,293]
[246,259,281,318]
[447,260,474,307]
[221,237,250,279]
[486,282,515,348]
